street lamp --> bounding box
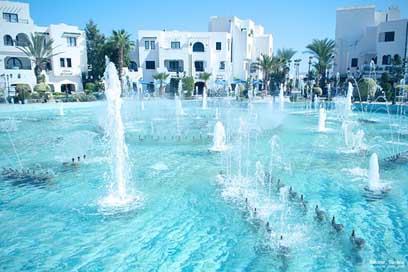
[308,56,312,99]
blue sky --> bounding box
[23,0,408,73]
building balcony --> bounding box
[2,18,29,24]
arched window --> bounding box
[129,61,138,71]
[382,55,391,65]
[3,35,13,46]
[192,42,204,52]
[16,33,29,46]
[6,57,23,69]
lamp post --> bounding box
[308,56,312,100]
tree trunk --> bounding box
[34,65,42,84]
[118,46,123,89]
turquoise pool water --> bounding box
[0,99,407,271]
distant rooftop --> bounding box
[336,5,376,11]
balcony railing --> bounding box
[3,18,29,24]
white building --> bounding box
[138,16,273,93]
[335,5,408,77]
[0,0,87,95]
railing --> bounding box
[3,18,29,24]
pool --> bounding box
[0,98,407,271]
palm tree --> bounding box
[276,48,297,86]
[276,48,296,67]
[255,54,274,92]
[17,33,59,84]
[108,29,134,84]
[153,72,169,96]
[305,38,335,79]
[199,72,212,89]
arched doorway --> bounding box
[192,42,205,52]
[61,84,75,94]
[194,81,205,95]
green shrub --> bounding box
[85,82,96,94]
[34,83,51,93]
[356,78,376,101]
[15,84,31,94]
[38,74,46,83]
[95,81,105,91]
[313,87,322,96]
[182,76,194,97]
[15,84,32,103]
[74,94,97,102]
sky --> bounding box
[20,0,408,73]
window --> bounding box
[379,31,395,42]
[382,55,391,65]
[3,13,18,23]
[219,61,225,70]
[129,61,138,71]
[46,60,52,71]
[351,58,358,67]
[194,61,204,72]
[67,37,77,47]
[168,61,179,72]
[216,42,222,50]
[3,35,13,46]
[171,41,180,49]
[146,61,155,69]
[150,41,155,49]
[144,40,150,49]
[67,58,72,68]
[192,42,204,52]
[60,58,65,67]
[15,33,29,46]
[5,57,22,69]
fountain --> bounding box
[318,107,327,132]
[342,121,366,152]
[279,84,284,111]
[364,153,391,194]
[234,84,240,100]
[59,103,64,116]
[202,86,208,109]
[176,80,185,116]
[209,121,227,152]
[99,57,140,209]
[346,82,353,114]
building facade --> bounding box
[0,0,87,95]
[138,16,273,93]
[335,5,408,77]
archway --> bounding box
[192,42,204,52]
[194,81,205,95]
[61,84,76,94]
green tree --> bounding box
[85,20,106,80]
[379,72,392,101]
[306,38,335,89]
[153,72,169,96]
[106,29,134,84]
[276,48,296,86]
[182,76,194,97]
[17,34,59,83]
[199,72,212,89]
[255,54,274,92]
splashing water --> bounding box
[202,87,208,109]
[59,103,64,116]
[318,107,326,132]
[365,153,391,193]
[209,121,227,152]
[346,82,353,114]
[279,84,284,111]
[99,58,141,210]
